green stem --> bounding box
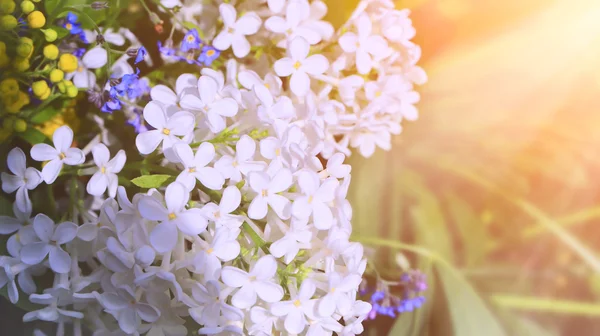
[123,162,179,175]
[491,294,600,316]
[242,222,269,253]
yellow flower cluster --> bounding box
[0,78,30,114]
[36,100,80,138]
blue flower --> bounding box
[73,47,86,58]
[180,29,201,52]
[135,47,147,65]
[198,45,220,66]
[127,108,147,133]
[63,12,83,35]
[158,41,176,56]
[101,96,122,113]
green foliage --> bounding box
[18,127,47,145]
[131,174,174,189]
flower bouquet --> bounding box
[0,0,426,334]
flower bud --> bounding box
[56,81,66,93]
[13,118,26,132]
[91,1,109,9]
[49,69,64,83]
[12,57,29,72]
[20,0,34,14]
[58,53,78,73]
[96,34,105,44]
[27,10,45,28]
[126,48,139,57]
[66,85,78,98]
[0,0,16,14]
[0,78,18,96]
[5,91,29,113]
[43,44,59,60]
[41,28,57,42]
[0,14,17,29]
[16,38,34,58]
[32,80,49,97]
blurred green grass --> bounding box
[324,0,600,335]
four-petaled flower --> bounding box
[172,142,224,191]
[213,3,262,58]
[274,37,329,96]
[248,169,293,220]
[1,148,42,213]
[87,143,126,198]
[135,101,195,156]
[31,125,85,184]
[338,14,389,75]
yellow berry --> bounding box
[32,80,49,97]
[39,88,51,100]
[0,78,18,97]
[41,28,57,42]
[0,14,17,29]
[0,0,15,14]
[12,57,29,72]
[13,119,26,132]
[20,0,34,14]
[56,81,66,93]
[26,10,45,28]
[43,44,59,60]
[16,38,34,58]
[58,54,78,73]
[49,69,64,83]
[66,85,78,98]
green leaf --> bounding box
[437,264,506,336]
[491,294,600,316]
[18,128,47,145]
[131,174,174,188]
[29,107,61,124]
[52,26,70,39]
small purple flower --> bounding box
[180,29,201,52]
[198,45,220,66]
[158,41,176,56]
[64,13,83,35]
[135,47,147,64]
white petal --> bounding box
[206,111,226,133]
[15,187,31,215]
[107,150,126,173]
[338,32,358,53]
[82,47,108,69]
[167,111,195,136]
[24,168,42,190]
[33,213,54,241]
[252,255,277,279]
[175,74,198,95]
[215,240,240,261]
[21,242,51,265]
[265,16,287,33]
[165,181,188,213]
[289,37,309,60]
[213,98,238,117]
[290,71,310,96]
[138,195,168,221]
[356,50,372,75]
[30,143,58,162]
[269,168,292,193]
[1,173,22,193]
[63,148,85,165]
[232,35,251,58]
[179,94,203,112]
[199,76,218,104]
[53,125,74,153]
[150,85,177,105]
[194,142,216,168]
[213,31,232,51]
[284,309,306,334]
[118,309,140,334]
[175,208,207,235]
[41,159,63,184]
[255,281,284,303]
[312,202,332,230]
[318,294,336,317]
[248,197,268,220]
[136,303,160,322]
[196,168,224,190]
[86,173,107,196]
[150,221,178,253]
[0,216,21,234]
[366,35,388,56]
[135,130,163,155]
[52,221,78,244]
[176,171,197,191]
[269,237,289,258]
[76,223,98,241]
[231,284,257,309]
[100,292,128,310]
[219,3,237,27]
[274,58,294,77]
[220,186,241,214]
[235,13,262,35]
[259,137,279,160]
[303,54,329,75]
[268,194,291,219]
[143,101,167,129]
[49,247,71,273]
[7,148,26,176]
[221,266,249,288]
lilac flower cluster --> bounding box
[362,269,428,319]
[158,28,221,66]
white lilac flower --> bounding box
[338,14,389,75]
[292,170,337,230]
[318,271,363,317]
[271,280,317,334]
[247,169,293,220]
[97,286,160,334]
[214,135,266,183]
[30,125,85,184]
[274,37,329,97]
[135,101,195,156]
[150,73,197,110]
[179,75,238,133]
[201,185,243,229]
[189,280,243,328]
[138,182,207,253]
[1,148,42,213]
[86,143,126,198]
[265,1,322,47]
[269,218,312,264]
[220,255,284,309]
[20,214,77,274]
[0,202,32,235]
[172,142,224,191]
[194,227,240,280]
[213,3,262,58]
[68,46,108,89]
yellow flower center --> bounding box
[59,152,66,160]
[101,166,106,174]
[275,148,281,156]
[293,299,301,307]
[65,23,73,30]
[168,213,177,220]
[206,49,215,57]
[293,61,302,70]
[227,27,235,34]
[187,35,195,42]
[162,128,171,135]
[307,195,314,204]
[206,248,214,254]
[214,211,221,219]
[264,83,270,89]
[330,287,336,293]
[261,189,268,197]
[375,91,382,97]
[188,167,196,173]
[232,160,238,167]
